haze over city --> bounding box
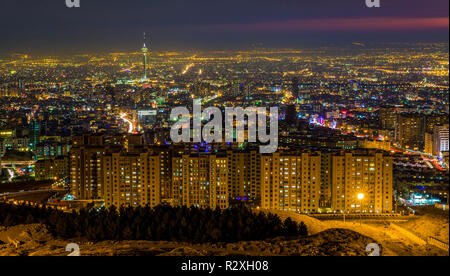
[0,0,448,54]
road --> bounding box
[119,113,135,134]
[0,189,66,200]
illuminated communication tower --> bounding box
[142,32,149,80]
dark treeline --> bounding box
[0,203,308,243]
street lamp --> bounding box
[357,193,365,226]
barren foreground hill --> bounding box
[1,207,448,256]
[0,224,378,256]
[262,209,449,256]
[396,206,449,244]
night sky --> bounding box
[0,0,448,54]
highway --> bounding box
[0,188,66,199]
[120,113,135,134]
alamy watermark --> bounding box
[66,0,381,8]
[65,0,80,8]
[170,100,279,154]
[366,243,381,256]
[66,1,379,9]
[66,243,81,256]
[365,0,381,8]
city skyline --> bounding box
[0,0,448,258]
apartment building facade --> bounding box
[69,136,394,213]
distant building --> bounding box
[137,110,157,130]
[395,113,423,150]
[0,129,30,155]
[433,124,449,157]
[35,156,69,181]
[29,121,40,151]
[424,132,434,156]
[191,81,213,98]
[35,140,70,160]
[379,107,398,139]
[442,151,449,169]
[425,114,449,134]
[292,78,299,99]
[395,113,449,151]
[232,82,240,98]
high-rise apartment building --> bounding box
[319,152,333,209]
[70,135,111,200]
[396,113,423,150]
[172,154,228,209]
[379,107,398,131]
[69,136,394,214]
[70,146,106,200]
[331,151,393,214]
[145,146,173,202]
[292,78,299,99]
[260,152,321,213]
[226,150,261,204]
[424,114,449,134]
[395,113,448,151]
[102,152,161,208]
[425,132,434,156]
[433,124,449,156]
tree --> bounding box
[122,225,133,241]
[0,203,309,243]
[299,222,308,237]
